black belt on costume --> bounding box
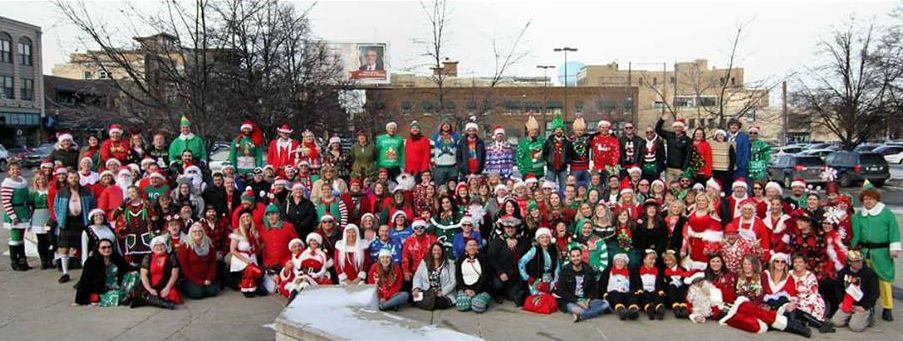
[860,241,890,249]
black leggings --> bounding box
[665,284,688,309]
[641,291,664,310]
[606,291,638,310]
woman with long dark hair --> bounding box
[412,242,456,310]
[368,248,408,311]
[75,238,138,306]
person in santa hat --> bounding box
[50,132,81,169]
[684,272,812,337]
[457,121,486,181]
[401,218,438,282]
[747,126,771,182]
[591,120,620,187]
[230,187,265,229]
[681,193,723,270]
[599,253,640,320]
[484,125,514,180]
[168,115,207,165]
[98,169,133,219]
[77,156,99,187]
[638,125,666,183]
[655,114,692,184]
[787,178,808,210]
[451,213,482,260]
[322,136,351,180]
[79,134,102,172]
[613,182,641,220]
[257,203,298,271]
[402,120,430,177]
[517,115,546,178]
[726,198,771,252]
[142,171,171,204]
[764,196,795,254]
[267,124,300,176]
[281,233,334,298]
[228,120,264,177]
[830,250,880,332]
[375,122,405,180]
[100,124,130,167]
[761,252,798,311]
[719,220,763,275]
[725,179,750,219]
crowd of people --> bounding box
[1,113,899,337]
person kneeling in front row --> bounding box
[830,250,880,332]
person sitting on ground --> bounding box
[830,250,880,333]
[74,238,138,307]
[600,253,640,320]
[412,243,456,311]
[334,224,369,285]
[177,223,219,300]
[455,239,491,313]
[368,247,408,311]
[133,236,181,309]
[557,246,609,323]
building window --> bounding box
[575,100,584,113]
[401,101,413,115]
[674,96,694,108]
[0,76,12,99]
[84,71,93,80]
[652,77,658,86]
[670,77,676,85]
[697,96,717,107]
[0,33,10,63]
[17,38,32,66]
[731,77,736,86]
[20,78,33,101]
[99,70,110,79]
[164,82,178,103]
[652,100,665,108]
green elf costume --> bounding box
[566,223,610,277]
[29,187,53,268]
[747,126,771,182]
[168,115,207,163]
[430,210,462,257]
[229,120,265,176]
[2,173,31,270]
[851,182,901,321]
[375,122,405,176]
[516,115,546,178]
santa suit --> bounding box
[279,248,333,296]
[683,211,723,270]
[334,245,370,284]
[762,270,798,310]
[726,216,771,252]
[268,138,300,174]
[822,230,848,279]
[726,194,749,219]
[764,214,794,254]
[98,186,127,220]
[100,138,130,165]
[401,233,438,277]
[687,282,792,334]
[591,133,620,173]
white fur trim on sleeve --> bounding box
[891,242,901,252]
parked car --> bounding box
[798,149,834,160]
[20,144,55,168]
[207,149,230,174]
[805,142,834,150]
[0,144,8,172]
[776,146,805,155]
[768,154,827,188]
[853,143,882,153]
[873,145,903,164]
[826,151,890,188]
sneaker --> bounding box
[58,274,70,284]
[573,314,581,323]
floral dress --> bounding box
[791,270,826,320]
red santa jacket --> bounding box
[334,245,370,283]
[98,186,126,220]
[726,217,771,252]
[762,270,797,305]
[401,232,438,276]
[404,136,431,174]
[256,220,299,268]
[100,138,129,165]
[368,263,404,301]
[591,134,620,171]
[268,138,300,174]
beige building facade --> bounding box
[0,16,44,147]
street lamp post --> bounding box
[554,47,577,123]
[536,65,555,133]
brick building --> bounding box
[0,16,44,147]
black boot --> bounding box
[627,305,640,320]
[9,245,23,271]
[37,234,52,269]
[783,318,812,338]
[645,304,655,320]
[883,308,893,321]
[143,294,176,310]
[796,310,835,333]
[130,294,147,308]
[655,304,666,320]
[14,245,30,271]
[617,306,628,320]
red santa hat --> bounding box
[724,222,739,234]
[240,120,254,131]
[57,133,74,143]
[329,136,341,145]
[116,168,132,178]
[524,173,539,185]
[274,176,289,187]
[349,178,362,188]
[671,118,687,128]
[306,232,323,245]
[40,159,54,169]
[277,123,293,134]
[149,171,166,180]
[739,198,758,210]
[684,271,706,285]
[765,181,782,193]
[626,166,641,175]
[288,238,304,251]
[747,126,760,134]
[105,158,121,168]
[108,124,123,135]
[99,170,115,178]
[534,227,553,241]
[732,179,748,190]
[465,122,479,132]
[494,184,508,195]
[411,218,428,230]
[455,182,469,192]
[541,180,557,190]
[291,183,305,192]
[459,214,473,226]
[791,178,806,188]
[283,165,296,173]
[54,167,68,176]
[493,125,505,136]
[706,178,722,192]
[619,180,634,195]
[769,252,789,264]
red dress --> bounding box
[148,253,183,304]
[683,212,722,270]
[764,214,794,254]
[334,248,369,284]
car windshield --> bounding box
[797,157,824,166]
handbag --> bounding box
[415,290,438,310]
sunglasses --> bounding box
[625,126,634,130]
[753,187,763,190]
[99,246,112,250]
[749,132,758,135]
[462,223,473,226]
[645,131,654,134]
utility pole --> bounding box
[782,80,788,144]
[537,65,555,133]
[554,47,578,124]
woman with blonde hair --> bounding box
[680,194,722,270]
[178,223,219,299]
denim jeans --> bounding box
[178,279,221,299]
[572,170,589,190]
[433,165,458,188]
[567,299,609,320]
[379,292,410,311]
[545,168,569,191]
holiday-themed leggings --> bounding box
[606,291,638,311]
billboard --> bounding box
[330,42,390,85]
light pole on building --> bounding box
[553,47,577,124]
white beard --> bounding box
[116,178,133,194]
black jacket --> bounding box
[635,218,669,256]
[638,137,666,174]
[50,148,80,169]
[667,215,687,252]
[655,119,693,169]
[619,134,644,167]
[456,136,486,175]
[283,196,317,238]
[556,263,600,312]
[202,185,226,216]
[75,253,135,305]
[486,236,531,280]
[456,255,491,293]
[542,135,573,172]
[835,265,879,310]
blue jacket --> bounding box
[452,230,483,260]
[368,237,402,264]
[52,186,95,229]
[731,131,750,179]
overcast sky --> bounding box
[4,0,900,84]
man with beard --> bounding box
[543,115,572,190]
[202,172,226,215]
[639,125,666,183]
[99,169,134,221]
[376,122,405,180]
[457,122,486,180]
[310,164,347,203]
[591,120,621,188]
[271,176,290,207]
[295,161,318,197]
[484,126,514,180]
[431,118,461,187]
[148,132,169,168]
[101,124,130,166]
[143,172,171,204]
[568,117,592,190]
[283,183,317,238]
[517,116,546,178]
[341,178,372,224]
[787,178,808,210]
[619,122,643,178]
[656,115,693,184]
[267,123,300,176]
[248,168,272,204]
[228,120,265,176]
[168,115,207,164]
[113,186,157,266]
[404,121,431,177]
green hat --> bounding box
[527,200,539,212]
[411,120,421,130]
[265,202,280,215]
[241,188,255,203]
[180,115,191,127]
[549,114,564,132]
[862,179,875,190]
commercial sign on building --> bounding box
[328,42,390,85]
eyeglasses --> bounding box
[322,221,334,224]
[753,187,763,190]
[625,126,634,130]
[462,223,473,226]
[99,246,112,250]
[749,132,758,135]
